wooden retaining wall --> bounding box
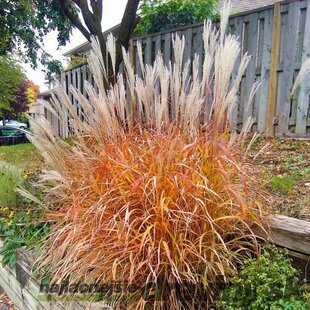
[0,241,108,310]
[258,214,310,279]
[60,0,310,138]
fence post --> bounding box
[266,2,281,136]
[295,0,310,134]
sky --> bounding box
[21,0,128,92]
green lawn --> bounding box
[0,163,24,208]
[0,143,42,209]
[0,143,42,172]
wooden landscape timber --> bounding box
[257,214,310,279]
[0,240,108,310]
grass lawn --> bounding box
[0,163,23,208]
[0,143,43,172]
[251,138,310,221]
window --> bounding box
[0,128,23,137]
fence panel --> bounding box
[60,0,310,137]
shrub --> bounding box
[218,245,309,310]
[0,208,50,267]
[27,5,267,308]
[136,0,219,34]
[0,165,48,267]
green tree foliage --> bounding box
[136,0,219,34]
[66,54,87,70]
[43,59,64,80]
[0,0,140,81]
[218,245,309,310]
[0,0,74,68]
[0,56,24,116]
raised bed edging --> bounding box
[257,214,310,280]
[0,214,309,309]
[0,239,109,310]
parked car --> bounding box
[0,120,28,129]
[0,126,32,146]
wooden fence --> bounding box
[61,0,310,137]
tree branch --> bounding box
[77,0,102,36]
[114,0,140,71]
[117,0,140,49]
[90,0,102,20]
[57,0,91,41]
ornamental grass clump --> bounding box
[27,4,267,308]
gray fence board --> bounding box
[296,0,310,134]
[258,9,273,131]
[243,13,259,124]
[277,1,300,133]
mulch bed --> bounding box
[0,293,17,310]
[250,138,310,221]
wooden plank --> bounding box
[258,8,273,131]
[239,20,247,124]
[231,16,243,129]
[154,35,161,58]
[194,26,204,79]
[243,13,259,124]
[76,67,81,116]
[144,36,152,65]
[67,71,71,98]
[275,132,310,139]
[0,270,31,310]
[163,33,171,67]
[295,0,310,134]
[87,65,92,86]
[258,214,310,256]
[277,1,300,134]
[295,8,307,65]
[134,40,142,76]
[266,2,282,136]
[63,72,71,138]
[129,39,136,124]
[129,38,135,68]
[183,28,192,87]
[289,71,299,127]
[82,65,87,96]
[183,28,192,65]
[72,68,76,108]
[0,264,47,310]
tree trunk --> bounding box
[59,0,140,86]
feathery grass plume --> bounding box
[27,3,268,308]
[291,57,310,96]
